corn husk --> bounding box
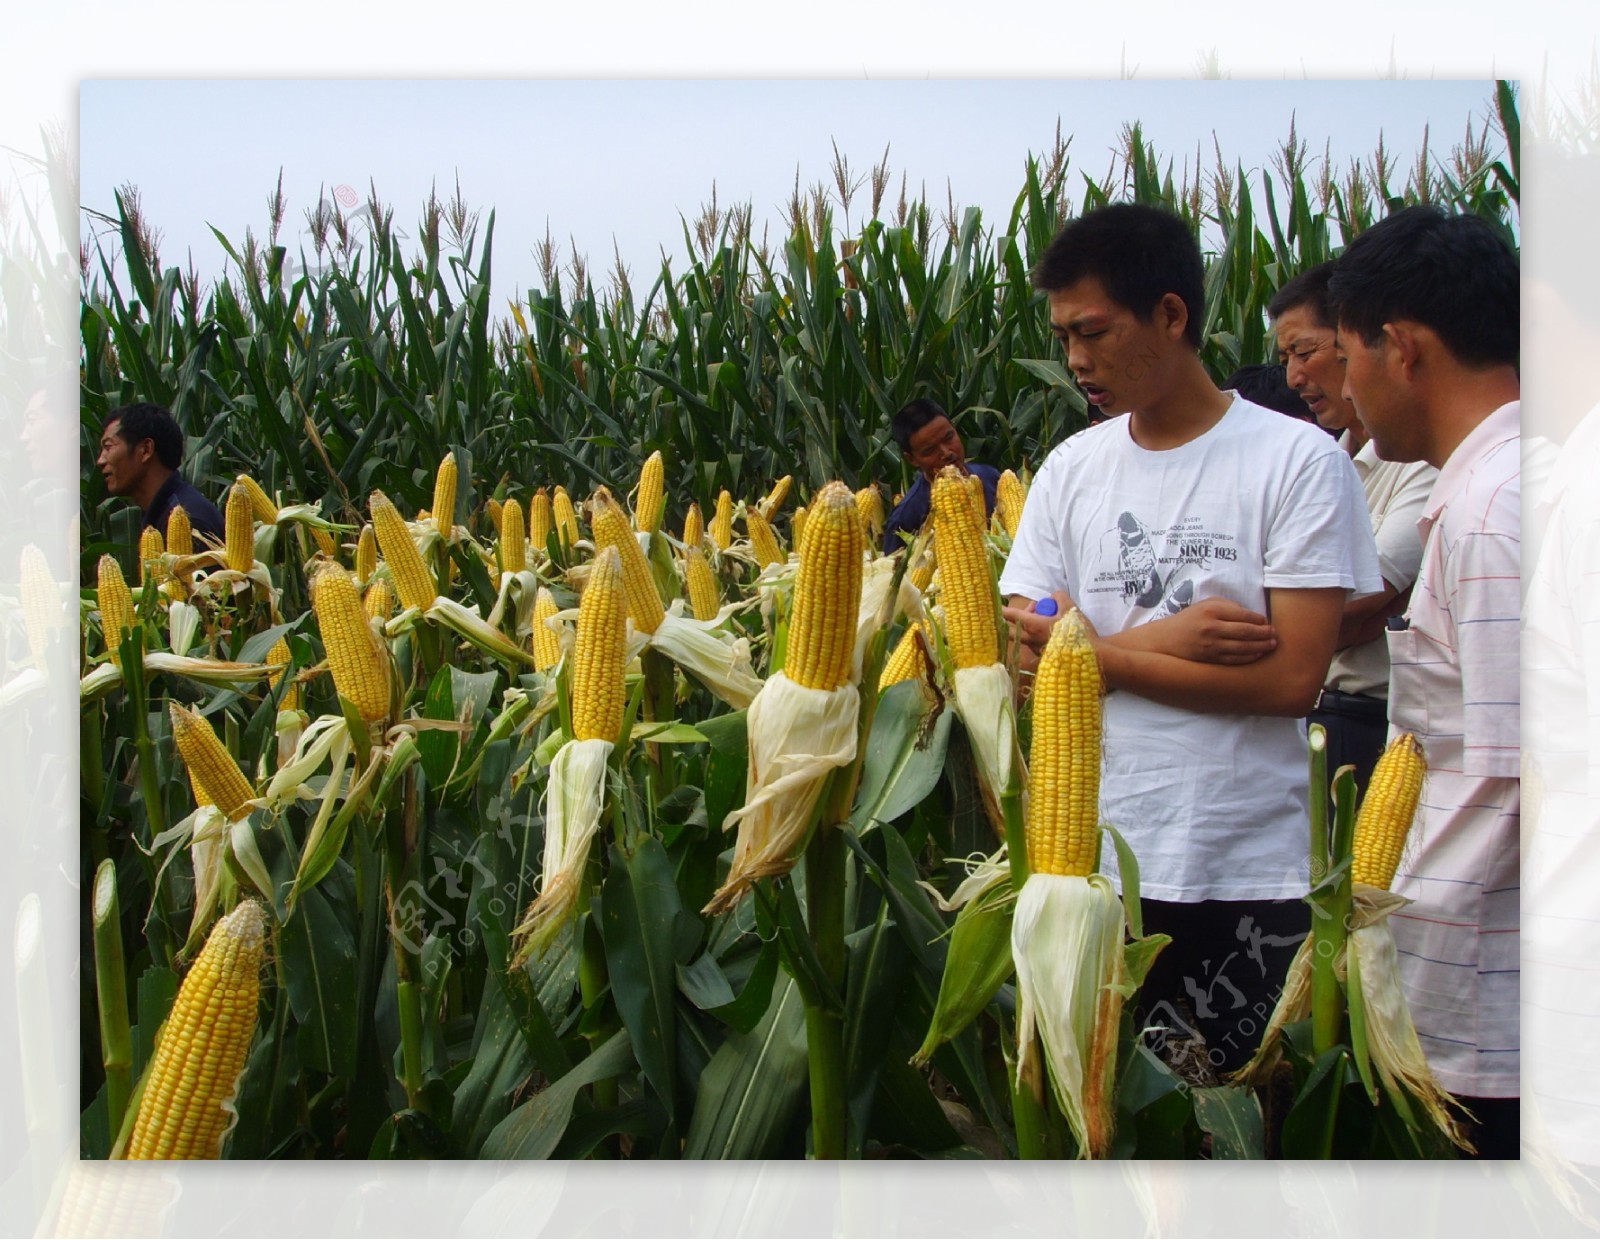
[647,607,764,709]
[1012,871,1127,1159]
[703,673,859,914]
[951,661,1020,819]
[512,738,613,962]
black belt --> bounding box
[1311,689,1389,723]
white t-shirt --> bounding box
[999,395,1383,901]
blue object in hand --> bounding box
[1034,598,1058,617]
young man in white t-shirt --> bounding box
[1000,204,1382,1072]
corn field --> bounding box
[73,85,1519,1161]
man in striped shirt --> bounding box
[1330,206,1521,1157]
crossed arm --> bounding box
[1004,587,1347,717]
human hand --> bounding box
[1134,596,1277,664]
[1001,591,1080,672]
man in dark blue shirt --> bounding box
[881,398,1000,553]
[96,402,225,543]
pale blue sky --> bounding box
[80,79,1503,310]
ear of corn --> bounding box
[710,489,734,550]
[236,474,277,524]
[499,497,527,574]
[572,545,627,742]
[355,524,377,585]
[529,489,553,552]
[684,545,721,622]
[552,486,580,547]
[908,537,937,593]
[1026,610,1103,878]
[878,622,930,692]
[368,491,437,612]
[997,469,1028,538]
[682,502,704,550]
[310,527,337,559]
[165,506,193,557]
[759,474,792,518]
[267,636,299,711]
[485,497,503,532]
[590,487,665,635]
[1350,734,1427,889]
[931,467,998,669]
[312,565,392,721]
[224,483,254,574]
[855,485,885,541]
[20,544,61,668]
[785,482,865,692]
[635,450,665,533]
[124,901,265,1159]
[791,505,808,551]
[169,703,256,822]
[965,472,987,529]
[432,451,458,536]
[746,508,784,569]
[138,527,165,585]
[97,554,134,668]
[363,578,395,622]
[531,586,563,671]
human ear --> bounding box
[1383,322,1423,376]
[1160,292,1189,340]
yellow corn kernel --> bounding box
[531,586,563,672]
[1026,610,1103,878]
[759,474,792,519]
[98,553,135,668]
[224,483,254,574]
[931,468,998,669]
[553,486,580,548]
[997,469,1028,538]
[635,450,665,533]
[267,635,299,711]
[572,545,627,742]
[165,505,193,557]
[529,488,554,553]
[855,485,885,541]
[169,704,256,822]
[432,450,458,537]
[368,491,437,612]
[312,566,392,721]
[236,473,277,524]
[590,487,665,635]
[785,481,865,691]
[877,622,930,692]
[710,489,734,550]
[746,508,784,569]
[682,502,704,551]
[364,578,395,622]
[684,546,721,622]
[138,526,165,586]
[791,505,808,551]
[124,901,265,1159]
[355,524,377,585]
[1350,734,1427,890]
[500,497,528,574]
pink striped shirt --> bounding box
[1386,401,1520,1099]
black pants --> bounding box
[1307,690,1389,802]
[1460,1095,1521,1159]
[1132,898,1310,1075]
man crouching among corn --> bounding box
[1013,609,1128,1159]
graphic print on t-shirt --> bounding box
[1091,511,1239,618]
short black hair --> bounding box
[1327,205,1519,368]
[1030,203,1206,349]
[1267,260,1337,328]
[891,398,950,455]
[105,402,184,471]
[1224,363,1317,422]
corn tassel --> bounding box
[635,450,665,533]
[123,901,265,1159]
[169,704,255,822]
[224,483,254,574]
[312,565,392,721]
[368,491,437,612]
[590,487,664,635]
